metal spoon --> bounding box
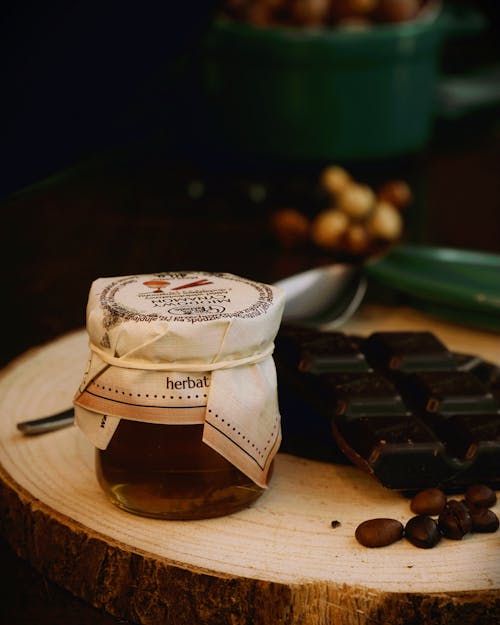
[275,263,367,328]
[17,408,74,435]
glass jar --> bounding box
[95,421,267,519]
[74,271,284,520]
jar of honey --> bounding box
[74,272,285,519]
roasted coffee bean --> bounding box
[465,484,497,509]
[355,518,404,547]
[470,508,499,533]
[410,488,446,516]
[405,515,441,548]
[438,500,472,539]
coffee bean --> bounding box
[405,515,441,548]
[355,518,404,548]
[470,508,499,533]
[438,500,472,539]
[465,484,497,509]
[410,488,446,516]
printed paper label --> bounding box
[98,272,273,323]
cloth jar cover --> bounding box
[74,271,285,487]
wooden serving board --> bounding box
[1,305,499,625]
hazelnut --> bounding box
[378,180,413,210]
[290,0,331,25]
[331,0,378,20]
[336,17,372,29]
[271,208,310,247]
[368,200,403,241]
[311,209,349,249]
[244,3,275,26]
[320,165,351,197]
[344,223,372,256]
[337,183,375,220]
[375,0,421,22]
[261,0,287,8]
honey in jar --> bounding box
[95,422,266,519]
[74,271,284,519]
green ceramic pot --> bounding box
[197,3,480,162]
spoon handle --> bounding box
[17,408,74,435]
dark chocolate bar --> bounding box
[276,326,500,491]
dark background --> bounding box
[0,0,218,198]
[2,0,500,200]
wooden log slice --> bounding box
[0,306,499,625]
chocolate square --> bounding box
[401,370,499,414]
[363,331,456,372]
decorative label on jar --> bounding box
[74,272,285,487]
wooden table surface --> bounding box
[1,23,500,622]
